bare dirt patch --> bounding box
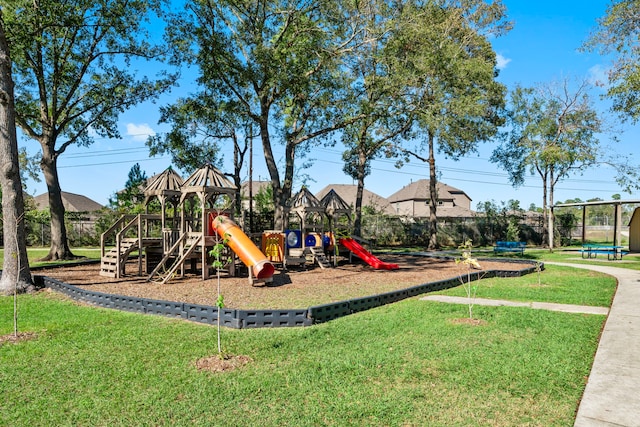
[449,318,488,326]
[38,254,528,310]
[195,354,253,373]
[0,331,38,346]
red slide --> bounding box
[339,238,399,270]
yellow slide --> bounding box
[211,216,275,280]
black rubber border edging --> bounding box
[40,256,541,329]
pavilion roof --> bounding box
[289,187,325,213]
[144,168,184,200]
[180,164,236,201]
[320,188,351,216]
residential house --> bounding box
[240,180,272,211]
[33,191,104,240]
[34,191,103,214]
[386,179,474,219]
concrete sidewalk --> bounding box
[549,263,640,427]
[421,295,609,315]
[421,262,640,426]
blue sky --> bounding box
[20,0,640,210]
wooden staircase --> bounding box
[309,247,331,269]
[147,233,203,284]
[100,238,139,278]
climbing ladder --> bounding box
[100,238,140,278]
[147,233,203,284]
[309,247,331,269]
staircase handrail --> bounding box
[146,232,189,281]
[161,233,202,284]
[101,214,164,257]
[100,214,136,258]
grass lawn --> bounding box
[1,260,613,426]
[0,247,102,268]
[432,264,616,307]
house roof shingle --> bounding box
[34,192,103,212]
[240,180,271,197]
[387,179,471,203]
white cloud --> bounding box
[126,123,156,142]
[588,64,610,89]
[496,53,511,70]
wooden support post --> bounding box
[138,214,143,276]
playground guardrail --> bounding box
[38,256,542,329]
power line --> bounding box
[54,139,627,194]
[311,145,614,185]
[64,147,150,159]
[58,156,169,169]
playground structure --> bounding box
[100,164,274,285]
[261,187,338,269]
[260,187,399,270]
[99,165,398,285]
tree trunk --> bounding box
[427,131,438,250]
[259,117,287,230]
[548,167,555,251]
[232,137,243,217]
[269,139,295,232]
[0,13,33,294]
[39,142,75,261]
[279,136,296,230]
[541,173,549,248]
[353,154,366,238]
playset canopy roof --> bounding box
[320,188,351,217]
[180,164,237,203]
[289,187,325,214]
[144,167,184,203]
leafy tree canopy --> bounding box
[164,0,364,229]
[583,0,640,122]
[2,0,177,260]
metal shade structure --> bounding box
[554,199,640,248]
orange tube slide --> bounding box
[211,216,275,280]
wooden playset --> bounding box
[99,165,396,286]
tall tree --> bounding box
[3,0,175,260]
[580,1,640,195]
[169,0,363,230]
[341,0,412,238]
[388,0,509,249]
[110,163,148,211]
[0,8,32,294]
[492,79,602,249]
